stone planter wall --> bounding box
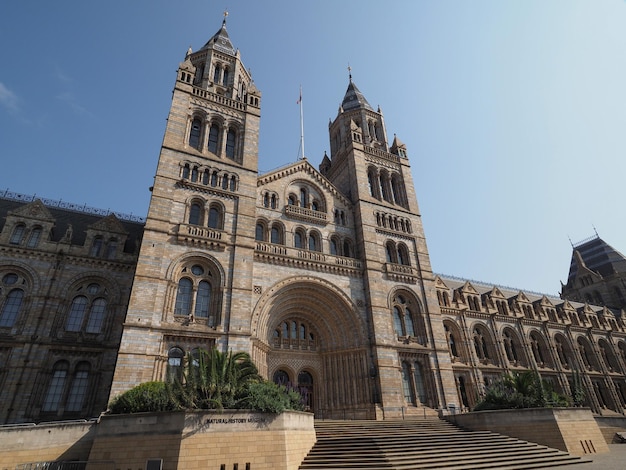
[88,410,316,470]
[447,407,609,456]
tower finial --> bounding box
[347,64,352,81]
[223,9,228,26]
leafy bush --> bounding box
[473,371,570,411]
[108,381,175,414]
[241,381,305,413]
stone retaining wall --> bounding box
[448,407,609,456]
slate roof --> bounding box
[568,236,626,281]
[201,20,236,56]
[0,195,144,254]
[341,80,374,112]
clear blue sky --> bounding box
[2,1,625,295]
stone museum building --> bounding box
[2,19,626,425]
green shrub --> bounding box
[108,381,175,414]
[240,381,305,413]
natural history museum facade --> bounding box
[2,19,626,425]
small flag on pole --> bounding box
[297,89,302,104]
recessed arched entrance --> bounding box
[252,277,376,419]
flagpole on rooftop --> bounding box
[298,85,305,159]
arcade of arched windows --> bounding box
[272,319,317,351]
[60,281,112,337]
[9,223,46,249]
[255,220,286,245]
[38,358,95,419]
[333,209,348,226]
[187,114,242,162]
[399,356,430,407]
[385,240,411,266]
[261,191,278,209]
[180,162,238,192]
[443,321,464,363]
[186,199,225,231]
[374,211,412,234]
[367,166,408,209]
[286,185,326,213]
[210,61,231,87]
[169,260,221,327]
[391,292,427,346]
[254,218,358,260]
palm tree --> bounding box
[169,348,260,410]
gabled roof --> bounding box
[341,80,373,112]
[258,159,353,207]
[568,236,626,280]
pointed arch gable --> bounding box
[252,276,364,350]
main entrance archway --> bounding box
[251,277,376,418]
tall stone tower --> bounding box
[111,17,261,395]
[320,76,458,415]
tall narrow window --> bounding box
[174,278,193,316]
[413,362,426,404]
[300,188,307,208]
[330,238,338,255]
[167,347,185,382]
[90,237,103,257]
[106,239,118,259]
[66,296,88,332]
[222,68,230,85]
[85,298,107,333]
[401,362,416,404]
[208,124,219,153]
[255,223,264,241]
[27,227,42,248]
[10,225,25,245]
[66,362,90,412]
[294,230,303,248]
[271,226,281,244]
[189,202,202,225]
[225,129,236,159]
[393,307,404,336]
[189,118,202,149]
[213,64,221,83]
[208,206,221,229]
[42,362,69,412]
[0,289,24,327]
[194,280,211,318]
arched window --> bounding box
[255,223,265,242]
[343,239,353,258]
[273,318,317,349]
[273,369,290,386]
[294,229,304,249]
[393,307,404,336]
[194,280,211,318]
[189,118,202,149]
[397,243,410,266]
[308,232,320,251]
[271,225,283,244]
[167,347,185,382]
[530,333,546,365]
[299,188,307,208]
[10,224,26,245]
[211,171,218,187]
[42,361,69,412]
[182,164,190,179]
[208,124,219,153]
[90,236,103,257]
[27,227,42,248]
[401,362,416,405]
[213,64,221,83]
[174,278,193,316]
[225,129,236,159]
[445,324,459,358]
[106,238,118,259]
[473,327,490,360]
[330,237,338,255]
[413,362,426,404]
[288,194,297,206]
[174,263,218,326]
[222,67,230,85]
[270,194,277,208]
[189,202,203,225]
[0,285,24,328]
[385,241,396,263]
[66,362,90,412]
[503,330,519,363]
[84,298,107,333]
[208,205,223,229]
[65,283,108,333]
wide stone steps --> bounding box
[298,419,587,470]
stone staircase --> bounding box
[299,418,589,469]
